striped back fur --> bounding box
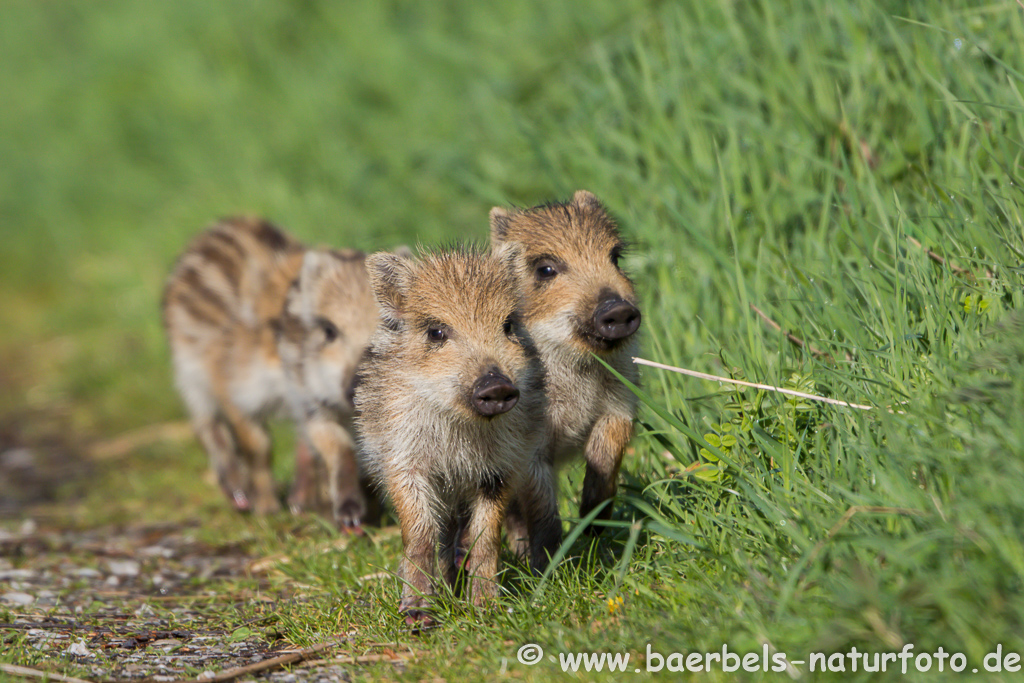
[162,217,381,529]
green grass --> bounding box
[3,0,1024,680]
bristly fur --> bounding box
[163,217,381,528]
[490,190,641,555]
[355,246,546,622]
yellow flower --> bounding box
[607,595,624,614]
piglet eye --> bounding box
[611,247,623,267]
[503,319,514,337]
[427,327,448,343]
[318,318,339,343]
[535,263,558,281]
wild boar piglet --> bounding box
[163,217,379,529]
[490,190,641,558]
[355,246,545,624]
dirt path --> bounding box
[0,415,414,682]
[2,520,281,680]
[1,520,414,682]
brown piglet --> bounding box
[162,217,380,530]
[355,247,546,625]
[490,190,641,562]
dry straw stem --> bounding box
[906,235,994,281]
[632,357,873,410]
[804,505,927,569]
[749,303,837,362]
[906,235,974,279]
[173,639,344,683]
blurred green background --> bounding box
[0,0,647,438]
[3,0,1024,678]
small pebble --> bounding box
[1,448,35,469]
[70,567,102,579]
[108,559,140,577]
[0,569,34,581]
[1,591,34,605]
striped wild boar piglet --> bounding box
[490,190,641,557]
[355,247,546,625]
[162,217,380,530]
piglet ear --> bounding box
[572,189,602,208]
[489,206,512,243]
[299,249,329,284]
[284,250,331,324]
[492,239,523,269]
[366,251,413,323]
[391,244,415,260]
[491,240,528,291]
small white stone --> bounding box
[67,640,92,657]
[0,569,34,581]
[1,448,34,469]
[107,559,140,577]
[1,591,34,605]
[197,671,218,680]
[70,567,102,579]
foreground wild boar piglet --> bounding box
[162,217,379,529]
[355,247,545,624]
[490,190,641,548]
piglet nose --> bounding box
[471,371,519,417]
[593,298,641,341]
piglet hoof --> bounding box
[579,502,612,535]
[336,518,365,536]
[453,546,469,571]
[334,499,367,535]
[402,609,436,630]
[399,596,435,630]
[230,489,252,513]
[404,610,435,627]
[287,490,310,515]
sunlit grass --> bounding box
[2,0,1023,680]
